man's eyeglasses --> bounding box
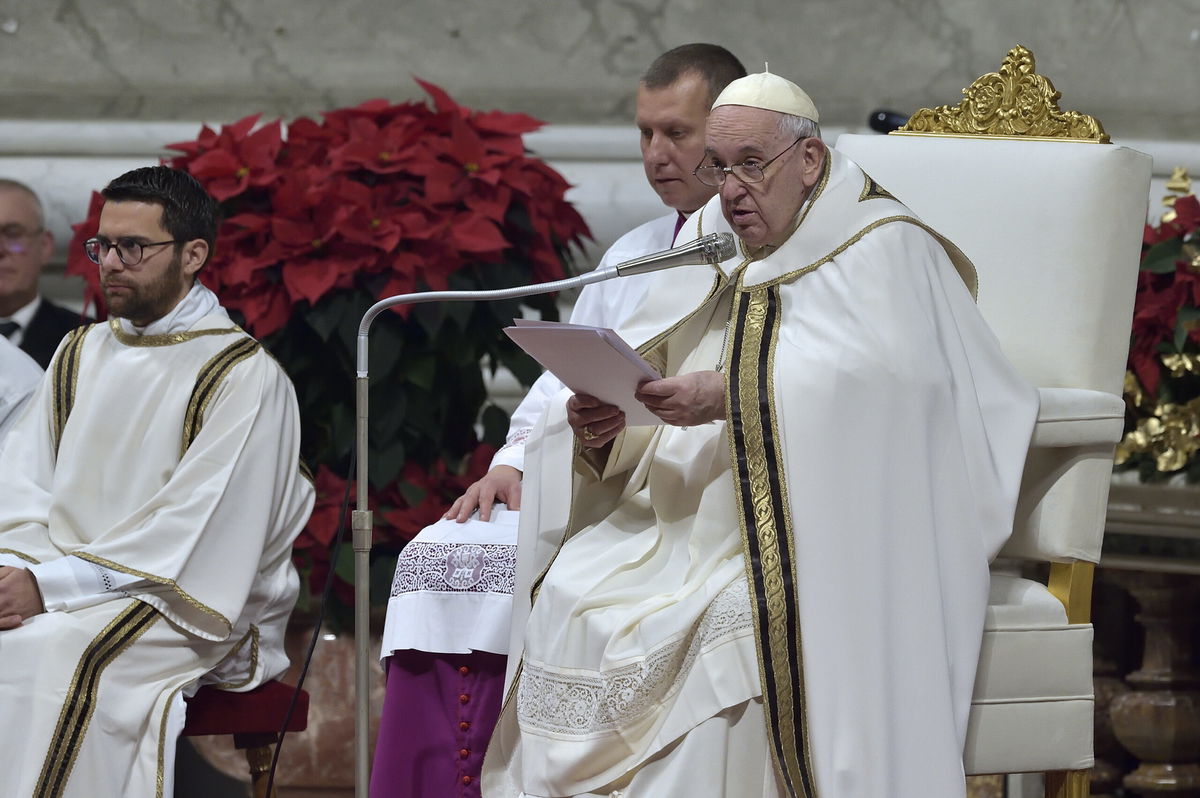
[84,236,178,267]
[693,136,806,188]
[0,224,44,254]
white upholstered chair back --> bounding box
[835,134,1151,565]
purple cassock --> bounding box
[372,509,518,797]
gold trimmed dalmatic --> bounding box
[0,312,313,797]
[485,150,1037,798]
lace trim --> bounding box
[500,426,533,451]
[390,542,517,596]
[517,579,754,737]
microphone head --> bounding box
[700,232,737,264]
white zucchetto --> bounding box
[711,70,820,122]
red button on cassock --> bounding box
[459,748,470,759]
[459,665,470,676]
[459,721,471,731]
[461,775,473,786]
[459,693,470,704]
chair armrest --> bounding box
[1031,388,1125,448]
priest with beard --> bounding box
[0,166,313,798]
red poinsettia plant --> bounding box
[67,79,591,624]
[1116,189,1200,481]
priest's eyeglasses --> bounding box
[84,236,178,267]
[692,136,805,188]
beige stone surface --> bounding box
[0,0,1196,138]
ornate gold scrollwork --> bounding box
[895,45,1110,143]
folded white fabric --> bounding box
[380,507,520,658]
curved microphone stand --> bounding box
[350,232,733,795]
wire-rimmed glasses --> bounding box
[693,136,806,188]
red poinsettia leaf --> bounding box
[222,212,270,232]
[448,116,486,167]
[1175,195,1200,232]
[238,284,292,337]
[449,213,509,253]
[1130,348,1161,398]
[282,257,340,306]
[414,77,463,116]
[471,109,544,137]
[64,191,107,317]
[189,149,241,179]
[464,185,512,223]
[271,215,319,246]
[226,112,263,141]
[166,123,220,157]
[220,252,273,286]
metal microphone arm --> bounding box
[350,232,733,796]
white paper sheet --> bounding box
[504,320,663,426]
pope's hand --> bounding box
[635,370,727,426]
[445,465,523,523]
[567,393,625,449]
[0,566,44,630]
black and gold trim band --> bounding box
[181,336,260,455]
[727,286,817,798]
[34,601,160,798]
[50,325,91,458]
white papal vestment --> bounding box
[484,150,1038,798]
[0,289,313,798]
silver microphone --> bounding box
[613,232,736,277]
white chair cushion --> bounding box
[965,698,1094,774]
[966,573,1094,774]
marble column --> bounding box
[1108,572,1200,797]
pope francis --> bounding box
[483,72,1039,797]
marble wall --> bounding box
[0,0,1197,139]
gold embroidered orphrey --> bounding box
[895,45,1109,143]
[727,285,818,797]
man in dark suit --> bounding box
[0,179,90,369]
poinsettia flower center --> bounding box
[378,151,392,162]
[311,238,323,249]
[463,162,479,174]
[235,166,250,178]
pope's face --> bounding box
[635,73,716,214]
[703,105,825,249]
[97,200,202,326]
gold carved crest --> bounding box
[896,46,1109,143]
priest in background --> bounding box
[372,43,746,798]
[484,72,1038,798]
[0,166,314,797]
[0,179,90,369]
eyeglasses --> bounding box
[692,137,806,188]
[0,224,43,254]
[84,236,178,267]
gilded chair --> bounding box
[835,46,1151,798]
